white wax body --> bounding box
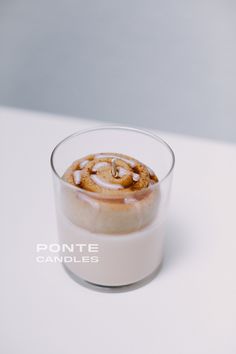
[57,211,165,286]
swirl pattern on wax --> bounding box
[63,152,158,194]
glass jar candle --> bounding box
[50,126,175,288]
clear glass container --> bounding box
[50,126,175,289]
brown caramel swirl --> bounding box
[63,152,158,194]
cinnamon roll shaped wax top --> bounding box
[63,152,158,193]
[62,153,159,234]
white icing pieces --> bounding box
[95,154,136,168]
[118,167,128,177]
[132,173,140,182]
[92,162,109,172]
[73,170,82,185]
[91,175,124,190]
[79,160,89,168]
[148,167,155,176]
[117,167,140,182]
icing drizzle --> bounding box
[95,154,136,168]
[91,175,124,190]
[64,152,158,193]
[73,170,82,185]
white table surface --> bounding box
[1,106,236,354]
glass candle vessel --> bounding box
[51,126,175,288]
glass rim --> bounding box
[50,125,175,199]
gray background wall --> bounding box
[0,0,235,142]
